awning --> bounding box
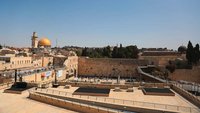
[41,73,45,77]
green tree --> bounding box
[112,46,118,58]
[125,45,139,58]
[82,47,88,56]
[81,44,139,59]
[163,70,169,80]
[94,48,103,57]
[194,44,200,64]
[75,50,82,56]
[166,60,176,73]
[178,46,187,54]
[103,46,112,58]
[117,44,127,58]
[186,41,194,64]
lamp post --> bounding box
[52,67,59,88]
[113,68,121,84]
[14,69,17,83]
[55,69,57,84]
[14,69,20,83]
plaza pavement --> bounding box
[0,89,78,113]
[48,86,197,108]
[0,85,198,113]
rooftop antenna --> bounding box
[55,38,59,55]
[56,38,58,48]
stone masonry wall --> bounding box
[78,57,148,78]
[169,66,200,83]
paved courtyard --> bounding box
[48,86,197,108]
[0,89,78,113]
[0,85,198,113]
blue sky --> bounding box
[0,0,199,49]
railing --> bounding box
[30,88,200,113]
[174,82,200,93]
[172,83,200,107]
[137,66,166,83]
[29,90,120,113]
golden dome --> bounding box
[38,38,51,47]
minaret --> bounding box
[31,32,38,48]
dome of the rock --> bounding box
[38,38,51,47]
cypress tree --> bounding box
[186,41,194,64]
[103,46,111,58]
[82,47,88,56]
[112,46,118,58]
[194,44,200,63]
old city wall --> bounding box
[78,57,148,78]
[169,66,200,83]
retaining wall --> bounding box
[78,57,148,78]
[29,93,115,113]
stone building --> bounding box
[0,56,32,71]
[139,51,185,66]
[22,69,66,83]
[31,32,52,54]
[53,53,78,78]
[31,32,51,49]
[64,56,78,77]
[0,48,16,56]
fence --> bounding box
[30,88,200,113]
[174,82,200,93]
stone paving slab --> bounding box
[0,89,78,113]
[49,86,197,108]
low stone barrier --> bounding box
[35,91,177,113]
[4,89,22,94]
[0,82,13,90]
[29,92,115,113]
